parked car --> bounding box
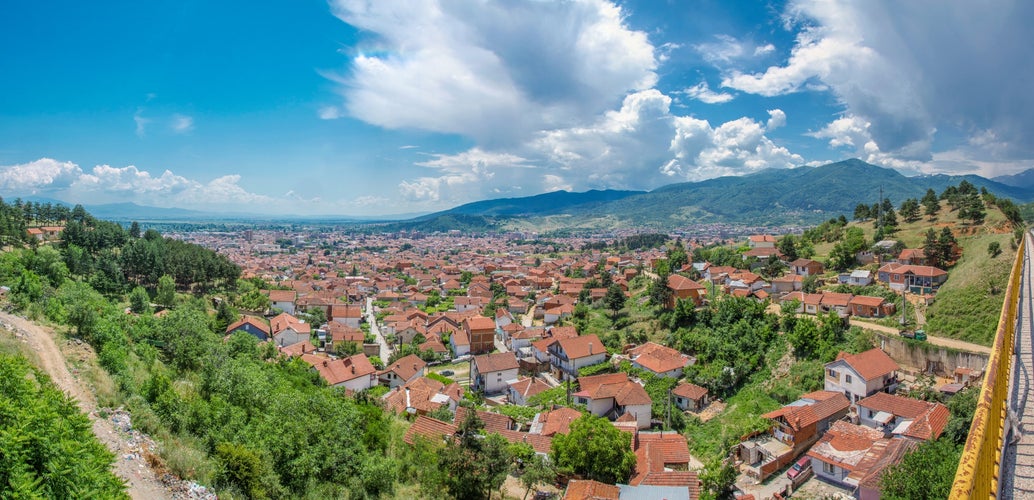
[787,456,812,480]
[440,370,454,377]
[899,329,927,341]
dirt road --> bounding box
[849,318,992,355]
[0,311,175,500]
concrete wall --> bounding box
[876,333,988,376]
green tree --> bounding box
[699,457,737,500]
[853,203,871,220]
[777,234,799,262]
[880,439,960,500]
[128,221,141,238]
[129,285,151,314]
[649,274,673,309]
[900,198,921,222]
[156,274,176,309]
[604,283,626,315]
[214,442,274,498]
[551,414,636,484]
[988,241,1002,258]
[922,188,940,217]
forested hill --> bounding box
[392,159,1034,231]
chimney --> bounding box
[589,342,593,354]
[322,360,328,367]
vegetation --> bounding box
[880,439,961,500]
[0,353,128,498]
[551,414,636,484]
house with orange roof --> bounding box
[857,392,950,441]
[790,258,825,277]
[628,342,692,378]
[403,415,457,445]
[877,262,948,292]
[672,382,709,412]
[270,312,310,347]
[529,407,582,437]
[267,289,297,314]
[470,352,519,394]
[562,479,619,500]
[226,315,271,341]
[381,376,462,416]
[463,315,497,354]
[806,420,902,489]
[763,391,850,455]
[666,274,707,308]
[825,348,900,405]
[379,354,427,388]
[304,353,378,392]
[573,372,652,429]
[548,334,606,380]
[849,295,896,318]
[329,304,363,328]
[507,376,551,406]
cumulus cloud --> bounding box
[723,0,1034,165]
[329,0,656,144]
[398,90,803,205]
[695,34,775,64]
[0,158,275,209]
[766,109,786,130]
[0,158,82,192]
[680,81,734,104]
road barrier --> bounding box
[950,235,1026,498]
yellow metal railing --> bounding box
[950,235,1026,498]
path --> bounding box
[1001,232,1034,496]
[849,317,992,355]
[0,311,175,500]
[365,297,391,361]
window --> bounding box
[823,462,836,474]
[868,409,874,418]
[845,374,853,384]
[827,369,838,378]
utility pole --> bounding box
[900,288,907,326]
[878,185,884,233]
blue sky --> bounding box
[1,0,1031,216]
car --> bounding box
[440,370,454,377]
[786,456,812,480]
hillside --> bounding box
[814,198,1018,346]
[396,159,1034,232]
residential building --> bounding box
[471,352,520,394]
[270,312,310,347]
[268,289,297,315]
[548,334,606,380]
[824,349,899,405]
[672,382,709,411]
[226,316,271,341]
[856,392,950,441]
[667,274,706,307]
[463,315,497,354]
[790,258,825,277]
[572,372,652,429]
[379,354,427,388]
[628,342,692,378]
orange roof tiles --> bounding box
[835,348,899,382]
[672,382,708,401]
[404,416,457,445]
[563,480,620,500]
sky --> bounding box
[1,0,1032,216]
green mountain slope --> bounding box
[388,159,1034,231]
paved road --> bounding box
[365,297,392,361]
[1002,232,1034,497]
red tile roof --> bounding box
[629,342,690,374]
[473,352,519,373]
[464,315,497,331]
[636,432,691,466]
[536,407,583,437]
[667,273,706,291]
[857,392,950,440]
[404,416,457,445]
[381,354,427,382]
[564,480,620,500]
[672,382,708,401]
[835,348,899,381]
[552,334,604,360]
[455,407,514,434]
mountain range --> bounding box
[24,159,1034,230]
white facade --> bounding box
[824,361,892,404]
[474,367,519,394]
[272,300,296,315]
[274,328,308,347]
[336,373,377,393]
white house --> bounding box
[627,342,691,378]
[471,352,520,394]
[329,304,363,329]
[449,328,471,358]
[824,348,900,405]
[507,376,551,406]
[856,392,949,441]
[270,312,310,347]
[268,290,297,315]
[572,372,652,429]
[379,354,427,389]
[548,334,606,380]
[306,353,378,392]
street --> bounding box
[365,297,392,361]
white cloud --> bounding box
[681,81,734,104]
[695,34,775,64]
[0,158,82,192]
[318,106,342,120]
[171,114,194,133]
[723,0,1034,165]
[0,158,275,209]
[754,43,776,56]
[328,0,656,144]
[766,109,786,130]
[398,90,804,205]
